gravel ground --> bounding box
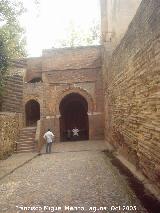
[0,153,37,180]
[0,141,148,213]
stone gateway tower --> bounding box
[24,46,104,142]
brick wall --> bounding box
[42,46,102,70]
[24,46,104,141]
[0,112,23,159]
[104,0,160,191]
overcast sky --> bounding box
[20,0,100,57]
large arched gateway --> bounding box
[59,93,89,141]
[25,100,40,126]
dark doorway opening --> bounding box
[25,100,40,126]
[28,77,42,83]
[59,93,89,141]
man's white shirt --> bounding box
[43,131,54,143]
[72,128,79,136]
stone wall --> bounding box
[0,112,23,159]
[2,75,23,113]
[104,0,160,191]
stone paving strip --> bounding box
[0,141,148,213]
[40,140,107,154]
[0,153,38,180]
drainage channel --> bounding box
[103,151,160,213]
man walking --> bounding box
[43,129,55,154]
[72,127,79,141]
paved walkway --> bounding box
[0,153,37,180]
[40,140,107,154]
[0,141,147,213]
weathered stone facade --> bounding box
[0,112,23,159]
[103,0,160,192]
[24,46,104,142]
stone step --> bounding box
[21,128,36,131]
[20,130,36,133]
[15,141,35,146]
[16,144,36,148]
[15,147,36,152]
[16,138,35,142]
[19,135,35,139]
[20,130,35,133]
[19,132,35,135]
[21,127,36,131]
[16,137,35,141]
[18,139,35,143]
[20,131,36,136]
[15,149,36,153]
[17,144,35,149]
[22,127,36,130]
[17,140,35,144]
[14,126,37,153]
[17,146,35,150]
[15,142,35,147]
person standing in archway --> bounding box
[72,127,79,141]
[43,129,55,154]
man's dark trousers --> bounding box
[46,142,52,153]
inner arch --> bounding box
[59,93,89,141]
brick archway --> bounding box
[25,99,40,126]
[55,87,95,116]
[59,93,89,141]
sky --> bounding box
[20,0,100,57]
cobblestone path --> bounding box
[0,141,147,213]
